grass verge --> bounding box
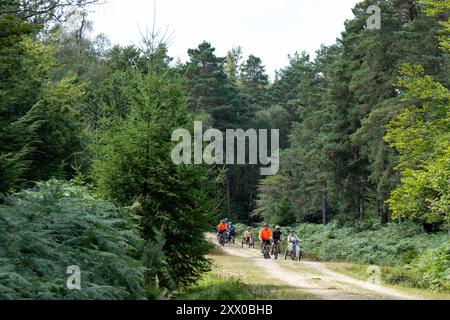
[174,245,319,300]
[324,261,450,300]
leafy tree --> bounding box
[0,0,98,194]
[382,1,449,230]
[385,64,450,229]
[421,0,450,50]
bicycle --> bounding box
[272,240,281,260]
[262,240,271,259]
[284,240,302,261]
[228,232,236,244]
[242,236,254,248]
[218,232,226,247]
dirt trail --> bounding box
[208,234,426,300]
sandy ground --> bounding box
[207,234,426,300]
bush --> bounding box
[0,180,148,300]
[403,243,450,291]
[292,221,449,292]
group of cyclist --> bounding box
[256,224,299,255]
[216,218,236,243]
[217,219,300,258]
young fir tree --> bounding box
[91,48,220,288]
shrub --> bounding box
[292,221,449,291]
[0,180,148,300]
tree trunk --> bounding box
[381,205,389,225]
[226,166,231,217]
[359,185,364,219]
[322,182,328,225]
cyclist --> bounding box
[287,229,299,253]
[224,218,230,240]
[244,227,253,246]
[228,223,236,242]
[271,226,282,255]
[217,220,227,239]
[259,224,272,254]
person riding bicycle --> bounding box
[228,223,236,242]
[224,218,230,239]
[271,226,282,255]
[259,224,272,254]
[244,227,253,245]
[287,229,299,252]
[217,220,227,238]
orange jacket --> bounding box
[217,223,227,231]
[259,228,272,240]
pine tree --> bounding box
[239,54,269,109]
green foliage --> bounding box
[1,0,449,298]
[225,46,242,83]
[385,64,450,228]
[252,105,290,150]
[420,0,450,50]
[0,180,147,300]
[254,175,295,226]
[184,41,242,130]
[387,242,450,291]
[0,31,87,194]
[239,54,269,109]
[0,35,46,193]
[28,75,86,181]
[252,0,449,228]
[293,221,449,291]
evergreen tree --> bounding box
[92,57,220,288]
[225,46,243,83]
[239,54,269,109]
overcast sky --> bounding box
[90,0,361,78]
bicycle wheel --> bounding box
[263,245,270,259]
[293,247,300,261]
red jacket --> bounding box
[259,228,272,240]
[217,223,227,231]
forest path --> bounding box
[207,234,426,300]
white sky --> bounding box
[89,0,360,78]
